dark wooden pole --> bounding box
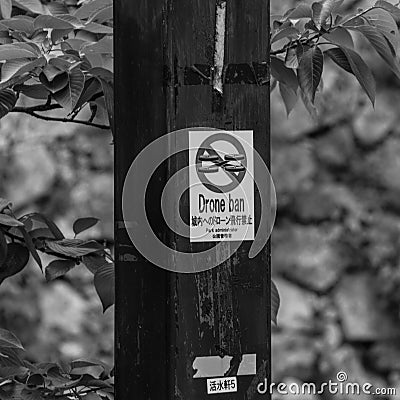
[115,1,271,399]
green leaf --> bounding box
[70,360,103,372]
[1,57,46,84]
[94,263,115,312]
[312,0,344,29]
[64,38,87,52]
[326,46,376,104]
[78,374,112,389]
[16,42,41,57]
[0,383,24,399]
[47,2,69,16]
[16,84,50,100]
[271,26,299,44]
[99,78,113,130]
[349,23,400,79]
[0,17,35,35]
[0,44,36,60]
[0,347,25,368]
[29,228,56,239]
[271,56,298,90]
[81,21,113,34]
[375,0,400,23]
[53,66,85,111]
[73,0,113,20]
[299,85,319,120]
[0,243,29,285]
[0,89,17,118]
[48,56,75,71]
[0,214,24,227]
[41,63,66,81]
[2,59,30,83]
[73,77,102,110]
[0,199,12,213]
[18,226,42,270]
[297,45,323,103]
[12,0,47,14]
[285,47,299,68]
[0,329,23,350]
[0,0,12,19]
[271,280,280,325]
[21,388,46,400]
[73,217,99,236]
[325,47,352,73]
[34,14,82,30]
[279,82,298,116]
[323,26,354,47]
[45,259,76,281]
[51,28,74,44]
[0,230,7,267]
[0,366,28,378]
[19,213,64,240]
[270,77,278,92]
[88,4,113,24]
[284,3,313,19]
[82,36,113,55]
[90,97,108,124]
[90,66,113,82]
[90,68,113,130]
[46,239,103,258]
[13,0,46,14]
[364,7,399,50]
[82,254,109,274]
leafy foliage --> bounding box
[0,0,113,130]
[0,328,114,400]
[271,280,280,325]
[0,198,115,312]
[271,0,400,116]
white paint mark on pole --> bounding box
[193,354,257,378]
[213,1,226,94]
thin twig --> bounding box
[10,109,110,130]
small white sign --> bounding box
[207,377,238,394]
[189,130,254,242]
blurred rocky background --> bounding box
[272,0,400,398]
[0,111,114,366]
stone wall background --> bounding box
[272,0,400,398]
[0,0,400,398]
[0,112,114,366]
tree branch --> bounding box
[13,104,62,113]
[10,108,110,130]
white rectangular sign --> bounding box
[207,377,238,394]
[189,130,254,242]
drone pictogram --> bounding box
[197,153,246,173]
[195,132,247,193]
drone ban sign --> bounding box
[189,130,255,242]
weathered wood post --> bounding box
[115,1,271,399]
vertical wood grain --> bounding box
[115,1,270,398]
